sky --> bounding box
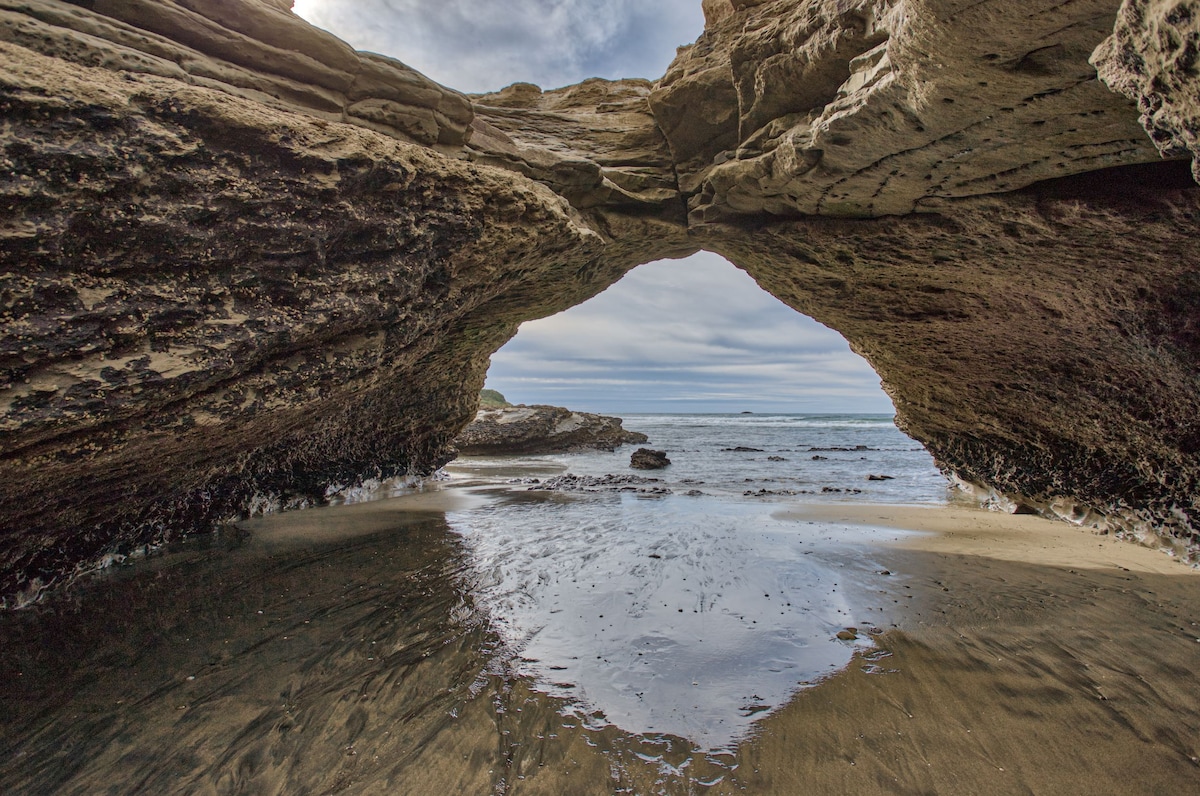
[292,0,705,93]
[292,1,895,414]
[485,254,893,414]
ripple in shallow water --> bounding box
[450,489,910,750]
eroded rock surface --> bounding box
[3,0,1200,603]
[468,79,684,217]
[654,0,1164,220]
[454,405,648,455]
[0,0,473,148]
[1094,0,1200,179]
[630,449,673,470]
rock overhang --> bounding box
[2,0,1200,604]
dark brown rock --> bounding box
[630,449,671,470]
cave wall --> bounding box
[708,162,1200,554]
[2,0,1200,604]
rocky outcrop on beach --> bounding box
[4,0,1200,601]
[533,473,671,494]
[454,405,648,455]
[630,449,672,470]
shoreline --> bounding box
[4,486,1199,793]
[776,502,1196,575]
[730,501,1200,795]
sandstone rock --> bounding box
[1093,0,1200,181]
[454,405,648,455]
[0,7,696,604]
[630,449,672,470]
[0,0,473,149]
[468,77,683,216]
[653,0,1168,220]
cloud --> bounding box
[293,0,705,92]
[485,253,896,414]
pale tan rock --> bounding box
[469,78,682,214]
[655,0,1169,220]
[1093,0,1200,180]
[0,0,473,148]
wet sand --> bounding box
[736,505,1200,795]
[780,502,1190,573]
[1,495,1198,794]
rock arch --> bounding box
[2,0,1199,604]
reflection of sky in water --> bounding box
[449,492,907,750]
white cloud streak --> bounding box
[486,253,895,414]
[293,0,704,92]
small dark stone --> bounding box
[630,448,671,470]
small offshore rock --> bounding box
[867,474,895,481]
[630,449,671,470]
[767,455,787,462]
[723,446,765,452]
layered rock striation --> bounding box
[2,0,1200,603]
[454,405,648,455]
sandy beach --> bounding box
[2,494,1198,794]
[722,504,1200,795]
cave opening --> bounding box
[483,251,899,415]
[465,249,950,503]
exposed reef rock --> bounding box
[3,0,1200,603]
[532,473,670,493]
[630,449,673,470]
[653,0,1165,221]
[454,405,648,455]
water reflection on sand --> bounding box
[0,485,904,794]
[5,484,1200,794]
[448,489,906,750]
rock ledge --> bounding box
[454,405,648,455]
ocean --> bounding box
[447,412,949,504]
[441,413,950,750]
